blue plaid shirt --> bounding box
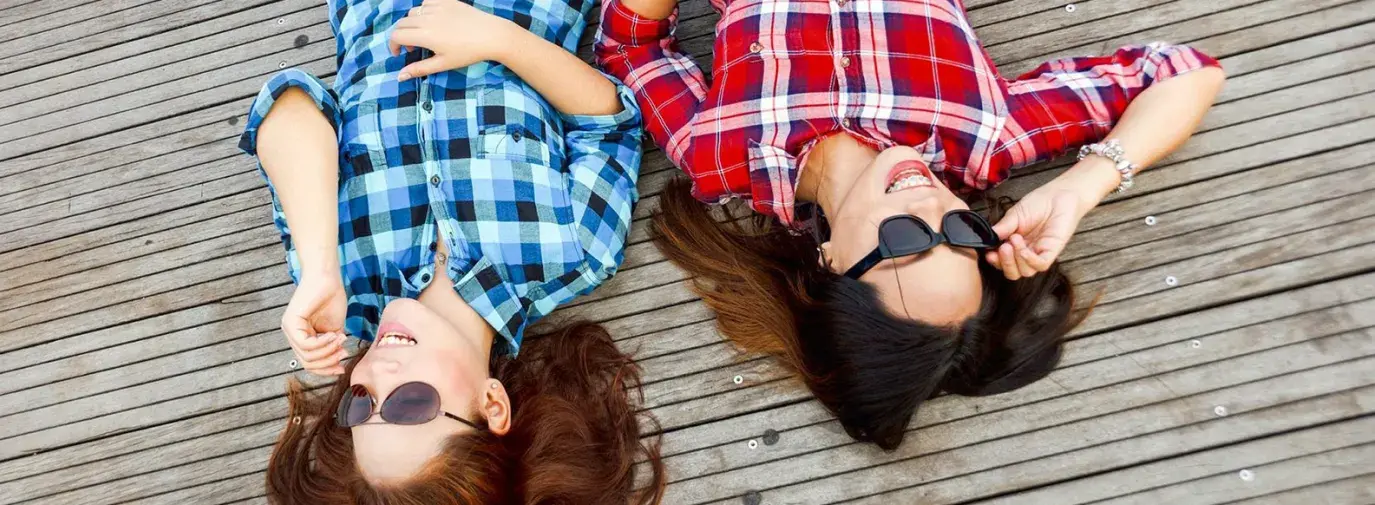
[239,0,643,355]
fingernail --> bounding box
[398,72,411,81]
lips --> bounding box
[375,321,418,348]
[886,160,935,194]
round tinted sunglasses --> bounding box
[336,382,484,430]
[843,210,1001,279]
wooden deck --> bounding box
[1,0,1373,503]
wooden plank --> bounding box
[0,0,167,43]
[0,209,269,293]
[0,245,284,331]
[999,0,1375,77]
[648,273,1375,458]
[0,101,242,183]
[1095,444,1375,505]
[0,1,123,31]
[0,226,278,312]
[0,0,277,75]
[0,23,335,128]
[1220,21,1375,77]
[649,299,1375,491]
[0,419,280,502]
[0,0,324,107]
[706,360,1375,505]
[979,416,1375,505]
[1227,473,1375,505]
[27,446,272,505]
[0,397,286,484]
[0,42,334,156]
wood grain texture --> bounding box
[3,1,1374,504]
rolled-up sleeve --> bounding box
[561,76,644,281]
[994,43,1222,172]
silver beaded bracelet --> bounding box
[1077,139,1136,194]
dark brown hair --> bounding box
[651,178,1088,450]
[266,322,666,504]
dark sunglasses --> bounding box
[843,210,1001,279]
[336,382,484,430]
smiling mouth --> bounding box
[886,160,935,194]
[375,332,417,348]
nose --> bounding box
[905,198,947,227]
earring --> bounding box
[490,382,499,389]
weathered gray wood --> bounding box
[983,416,1375,505]
[0,0,126,32]
[28,445,273,505]
[650,299,1375,491]
[0,0,277,75]
[0,245,285,332]
[0,209,269,293]
[0,419,280,502]
[0,0,325,107]
[0,226,278,312]
[646,272,1375,458]
[1227,473,1375,505]
[0,0,172,44]
[0,397,286,484]
[708,361,1375,505]
[1097,444,1375,505]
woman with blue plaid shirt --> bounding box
[238,0,665,502]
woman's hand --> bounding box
[282,271,350,376]
[388,0,518,81]
[985,160,1117,280]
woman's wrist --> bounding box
[1052,157,1122,218]
[488,17,529,66]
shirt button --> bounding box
[836,0,846,5]
[422,100,433,112]
[841,118,851,128]
[512,131,522,142]
[429,242,437,251]
[430,175,440,186]
[840,56,851,68]
[420,273,431,283]
[750,42,763,53]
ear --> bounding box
[480,379,513,436]
[818,242,835,271]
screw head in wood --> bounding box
[288,359,298,369]
[277,18,286,24]
[747,439,758,450]
[1165,276,1178,286]
[1239,469,1254,481]
[1189,340,1202,349]
[1065,4,1077,12]
[279,61,287,69]
[1145,216,1157,226]
[733,375,744,385]
[1214,405,1228,416]
[762,429,780,445]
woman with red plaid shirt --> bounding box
[596,0,1225,449]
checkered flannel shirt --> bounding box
[596,0,1219,226]
[240,0,643,354]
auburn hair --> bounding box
[266,322,666,504]
[651,178,1089,450]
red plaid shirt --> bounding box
[596,0,1220,225]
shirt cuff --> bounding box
[559,74,642,133]
[600,0,674,46]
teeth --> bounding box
[887,174,933,193]
[377,333,417,347]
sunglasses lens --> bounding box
[380,382,442,425]
[338,384,374,427]
[945,211,999,247]
[880,217,938,255]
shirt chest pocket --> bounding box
[475,85,554,166]
[342,102,387,178]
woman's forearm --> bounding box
[619,0,677,19]
[1055,67,1228,213]
[494,27,623,116]
[256,88,342,277]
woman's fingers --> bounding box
[1010,234,1039,278]
[301,347,348,375]
[399,55,449,81]
[998,243,1021,281]
[297,334,347,361]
